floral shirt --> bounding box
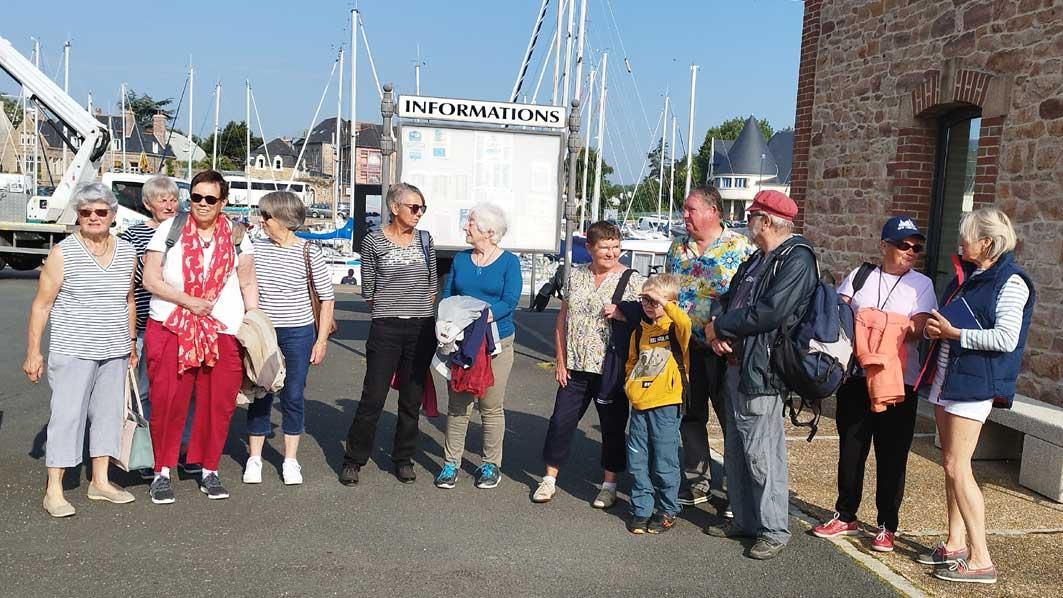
[665,227,756,342]
[563,265,646,374]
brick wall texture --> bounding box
[792,0,1063,406]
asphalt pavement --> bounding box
[0,271,899,597]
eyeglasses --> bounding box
[889,240,923,253]
[77,208,111,218]
[639,296,659,306]
[190,193,222,205]
[402,203,426,215]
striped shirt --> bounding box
[50,235,136,360]
[360,229,438,319]
[118,221,160,331]
[252,238,335,328]
[928,273,1030,402]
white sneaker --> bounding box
[532,480,556,503]
[243,457,263,484]
[282,460,303,485]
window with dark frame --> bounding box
[927,108,982,292]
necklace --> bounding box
[474,246,499,274]
[199,233,214,249]
[79,233,111,257]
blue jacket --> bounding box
[918,252,1035,408]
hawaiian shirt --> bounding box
[665,227,756,342]
[563,265,645,374]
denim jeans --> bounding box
[627,404,682,518]
[247,324,316,436]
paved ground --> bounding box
[0,271,899,598]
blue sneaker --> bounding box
[475,463,501,489]
[434,463,458,489]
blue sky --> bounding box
[2,0,805,184]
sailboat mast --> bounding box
[62,41,69,173]
[121,81,127,174]
[187,61,194,179]
[590,52,608,222]
[685,64,698,196]
[655,95,669,224]
[560,0,575,107]
[551,0,563,106]
[212,82,221,170]
[579,68,596,228]
[350,8,359,246]
[668,116,677,226]
[245,80,251,189]
[335,46,344,217]
[572,0,588,103]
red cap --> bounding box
[747,190,798,221]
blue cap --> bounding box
[881,216,925,243]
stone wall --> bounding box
[793,0,1063,406]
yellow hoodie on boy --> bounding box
[624,301,692,411]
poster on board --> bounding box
[396,123,562,253]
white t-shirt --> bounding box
[838,266,938,385]
[146,217,254,335]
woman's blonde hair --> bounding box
[959,207,1017,262]
[642,273,680,301]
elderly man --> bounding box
[703,190,818,560]
[118,176,181,478]
[665,186,755,515]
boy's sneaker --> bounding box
[532,479,556,503]
[916,542,969,566]
[627,515,650,535]
[933,560,997,584]
[149,476,175,505]
[871,526,895,552]
[282,460,303,485]
[748,536,786,560]
[199,473,230,499]
[435,463,458,489]
[677,483,710,506]
[243,457,263,484]
[812,513,859,538]
[475,463,501,489]
[647,512,677,534]
[592,486,617,509]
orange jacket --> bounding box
[854,307,911,412]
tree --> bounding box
[693,116,774,183]
[121,89,174,129]
[1,96,23,127]
[196,121,263,169]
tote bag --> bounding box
[111,367,154,472]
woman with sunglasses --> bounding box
[242,191,335,486]
[142,170,258,504]
[916,208,1033,585]
[340,182,437,486]
[23,183,139,517]
[813,216,937,552]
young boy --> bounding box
[624,274,691,534]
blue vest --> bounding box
[933,252,1035,408]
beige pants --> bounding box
[443,337,514,466]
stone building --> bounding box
[791,0,1063,406]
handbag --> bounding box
[111,367,154,472]
[303,243,337,336]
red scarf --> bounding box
[163,215,237,372]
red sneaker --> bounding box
[812,513,859,538]
[871,526,895,552]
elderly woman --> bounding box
[533,221,644,506]
[243,191,335,486]
[813,216,937,552]
[916,207,1035,585]
[340,182,437,486]
[142,169,258,504]
[119,175,180,478]
[23,182,138,517]
[433,203,522,490]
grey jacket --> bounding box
[710,235,819,397]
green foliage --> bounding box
[196,121,263,169]
[122,89,174,129]
[1,96,23,127]
[164,158,176,176]
[194,155,238,171]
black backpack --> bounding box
[592,269,637,405]
[632,322,690,415]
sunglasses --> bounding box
[889,240,923,253]
[402,203,426,215]
[78,208,111,218]
[190,193,223,205]
[259,210,272,221]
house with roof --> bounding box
[707,115,794,221]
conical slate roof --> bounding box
[713,115,778,177]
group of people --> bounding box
[24,174,1034,584]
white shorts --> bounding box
[926,394,993,424]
